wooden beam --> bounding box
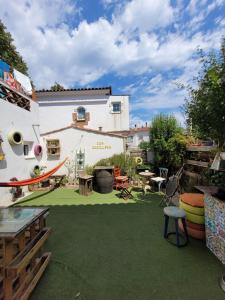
[186,160,209,167]
[186,145,217,152]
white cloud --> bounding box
[0,0,224,94]
[115,0,174,34]
[129,114,149,128]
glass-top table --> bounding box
[0,207,48,238]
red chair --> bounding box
[113,166,128,190]
[113,167,133,200]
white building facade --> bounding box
[41,125,125,177]
[36,87,130,133]
[0,91,41,205]
[0,84,128,204]
[126,127,150,149]
[110,126,150,150]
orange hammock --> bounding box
[0,158,67,187]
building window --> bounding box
[127,136,133,143]
[23,145,29,156]
[112,102,121,113]
[77,107,86,120]
[23,141,34,158]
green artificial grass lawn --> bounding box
[17,188,136,206]
[16,189,225,300]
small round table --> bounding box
[139,171,155,193]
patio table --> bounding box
[139,171,155,193]
[49,174,66,188]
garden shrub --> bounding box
[150,114,189,172]
[94,153,137,177]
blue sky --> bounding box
[0,0,225,127]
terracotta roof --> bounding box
[36,86,112,95]
[108,127,150,136]
[41,124,124,138]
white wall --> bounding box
[127,130,150,149]
[0,99,41,204]
[38,93,129,133]
[41,127,125,176]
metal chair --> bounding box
[151,167,168,192]
[159,175,179,207]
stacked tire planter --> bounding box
[179,193,205,240]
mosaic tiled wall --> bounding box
[205,193,225,265]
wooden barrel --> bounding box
[95,169,113,194]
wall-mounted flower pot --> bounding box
[30,165,41,177]
[8,130,23,145]
[34,144,42,156]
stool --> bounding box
[163,206,189,247]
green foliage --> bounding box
[150,114,188,170]
[32,166,46,177]
[139,141,150,150]
[94,153,137,178]
[151,114,182,142]
[185,39,225,148]
[167,133,188,168]
[0,20,28,74]
[203,169,225,188]
[85,165,94,175]
[50,82,65,91]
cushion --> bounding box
[151,177,166,182]
[185,211,205,225]
[180,200,204,216]
[186,220,205,231]
[179,220,205,240]
[180,193,204,207]
[164,206,186,218]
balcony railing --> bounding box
[0,79,31,111]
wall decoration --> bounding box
[0,134,5,160]
[34,144,43,156]
[7,130,23,145]
[46,139,60,157]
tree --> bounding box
[50,82,65,91]
[0,20,28,75]
[185,38,225,148]
[139,141,150,150]
[150,114,187,170]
